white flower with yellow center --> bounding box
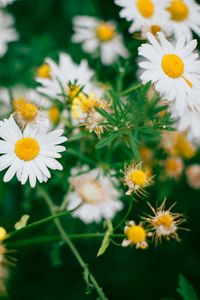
[66,167,123,224]
[115,0,170,34]
[72,16,129,65]
[167,0,200,41]
[145,200,185,242]
[0,10,18,57]
[123,162,153,196]
[122,221,149,249]
[0,116,67,188]
[36,53,102,101]
[138,32,200,116]
[141,15,173,39]
[71,92,110,136]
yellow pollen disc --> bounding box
[13,98,26,112]
[167,0,189,22]
[166,157,179,172]
[175,133,196,159]
[37,63,51,78]
[126,225,146,244]
[15,138,40,161]
[162,54,184,78]
[129,170,147,186]
[21,103,38,121]
[137,0,154,18]
[96,23,116,42]
[150,25,161,35]
[154,213,173,229]
[48,107,59,124]
[0,227,7,242]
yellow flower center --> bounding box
[0,227,7,242]
[166,157,179,172]
[167,0,189,22]
[162,54,184,78]
[15,138,40,161]
[14,98,38,122]
[129,170,147,186]
[37,63,51,78]
[48,107,59,124]
[175,133,196,159]
[126,225,146,244]
[96,23,116,42]
[154,213,173,229]
[71,93,99,119]
[150,25,161,35]
[137,0,154,18]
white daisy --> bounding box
[66,167,123,224]
[138,32,200,116]
[0,10,18,57]
[167,0,200,42]
[36,53,103,101]
[72,16,129,65]
[0,116,68,188]
[141,15,173,39]
[114,0,170,34]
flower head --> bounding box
[0,116,68,188]
[144,199,185,242]
[72,16,129,65]
[66,166,123,224]
[165,156,184,179]
[123,162,153,196]
[122,221,149,249]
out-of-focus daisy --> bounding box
[162,131,196,159]
[66,167,123,224]
[0,10,18,57]
[122,221,149,249]
[139,146,154,167]
[71,92,110,136]
[36,53,102,102]
[167,0,200,42]
[0,0,16,6]
[186,164,200,189]
[72,16,129,65]
[123,162,153,196]
[115,0,170,34]
[0,116,67,188]
[144,200,185,242]
[141,15,172,39]
[165,156,184,179]
[138,32,200,116]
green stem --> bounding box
[39,187,108,300]
[119,83,141,97]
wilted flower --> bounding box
[122,221,150,249]
[186,164,200,189]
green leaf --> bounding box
[177,274,199,300]
[95,132,119,149]
[14,215,30,230]
[97,220,113,257]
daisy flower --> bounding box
[71,92,110,136]
[72,16,129,65]
[66,167,123,224]
[123,162,153,196]
[186,164,200,189]
[122,221,150,249]
[165,156,184,179]
[0,116,68,188]
[144,200,185,242]
[141,15,173,39]
[167,0,200,42]
[36,53,102,101]
[0,10,18,57]
[138,32,200,116]
[114,0,170,34]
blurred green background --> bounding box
[1,0,200,299]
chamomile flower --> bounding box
[122,221,149,249]
[66,167,123,224]
[36,53,102,101]
[138,32,200,116]
[71,92,110,136]
[115,0,170,34]
[0,10,18,57]
[144,200,185,242]
[0,116,67,188]
[72,16,129,65]
[123,162,153,196]
[165,156,184,179]
[141,15,173,39]
[167,0,200,42]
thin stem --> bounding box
[38,187,108,300]
[119,83,141,97]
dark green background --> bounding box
[1,0,200,299]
